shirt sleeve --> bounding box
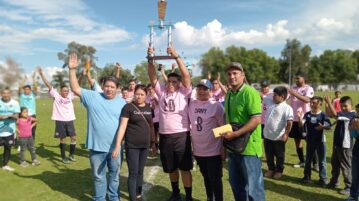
[247,89,262,117]
[154,81,164,98]
[179,85,193,97]
[49,87,59,99]
[215,103,225,126]
[324,114,332,127]
[120,104,131,118]
[80,88,96,108]
[93,80,103,93]
[286,106,294,121]
[305,86,314,98]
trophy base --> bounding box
[147,55,176,61]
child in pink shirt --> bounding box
[17,107,40,167]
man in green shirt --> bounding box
[223,62,265,201]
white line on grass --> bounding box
[142,162,161,199]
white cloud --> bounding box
[0,8,32,22]
[0,0,132,53]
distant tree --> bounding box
[0,57,24,88]
[279,39,311,83]
[134,61,151,85]
[52,70,69,88]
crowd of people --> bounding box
[0,45,358,201]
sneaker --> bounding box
[68,155,76,162]
[340,188,351,195]
[293,162,305,168]
[264,170,274,178]
[273,172,283,180]
[20,161,29,168]
[32,159,41,166]
[166,193,182,201]
[62,158,70,164]
[2,165,15,172]
[327,181,340,189]
[318,179,329,186]
[313,164,319,172]
[301,176,311,183]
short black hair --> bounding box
[135,84,147,95]
[60,85,68,90]
[340,96,352,104]
[355,104,359,109]
[121,87,129,92]
[311,96,323,103]
[20,107,28,112]
[102,76,119,88]
[167,72,182,81]
[129,79,136,83]
[335,90,341,95]
[273,86,288,99]
[22,85,31,90]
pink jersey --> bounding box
[261,91,274,125]
[155,82,191,134]
[211,88,225,103]
[333,98,341,112]
[189,99,224,156]
[146,94,160,123]
[289,85,314,121]
[17,117,33,138]
[50,87,76,121]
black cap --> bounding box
[260,80,270,87]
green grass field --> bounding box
[0,91,358,201]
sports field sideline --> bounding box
[1,91,358,201]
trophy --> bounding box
[147,0,175,62]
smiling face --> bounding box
[1,89,11,102]
[103,80,117,99]
[167,76,180,93]
[23,86,32,95]
[310,99,322,111]
[60,86,69,98]
[211,80,219,91]
[227,69,245,89]
[196,86,210,101]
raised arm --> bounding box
[68,53,81,96]
[18,76,27,95]
[325,96,337,118]
[115,63,121,80]
[147,48,159,87]
[38,67,53,90]
[32,71,38,95]
[217,72,227,94]
[167,45,191,88]
[160,65,168,83]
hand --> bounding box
[351,118,359,131]
[217,72,221,81]
[116,62,121,69]
[223,131,237,141]
[148,47,154,55]
[167,45,178,58]
[112,148,120,158]
[282,134,289,142]
[68,53,78,69]
[297,110,303,118]
[287,88,295,95]
[315,123,324,131]
[324,96,331,103]
[37,67,43,75]
[207,71,212,80]
[150,143,157,157]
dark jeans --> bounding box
[228,153,265,201]
[304,141,327,179]
[264,139,285,173]
[2,145,11,166]
[195,155,223,201]
[19,137,36,162]
[330,146,352,188]
[126,148,149,201]
[350,140,359,198]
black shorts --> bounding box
[54,121,76,138]
[289,122,305,139]
[0,134,15,146]
[159,132,193,173]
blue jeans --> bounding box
[228,153,265,201]
[90,150,122,201]
[304,141,327,180]
[350,140,359,199]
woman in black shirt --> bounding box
[112,84,155,201]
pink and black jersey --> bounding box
[155,82,192,134]
[189,99,224,156]
[146,94,160,123]
[289,85,314,122]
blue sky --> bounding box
[0,0,358,79]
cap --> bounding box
[260,80,270,87]
[226,62,244,72]
[197,79,212,89]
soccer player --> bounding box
[147,45,193,201]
